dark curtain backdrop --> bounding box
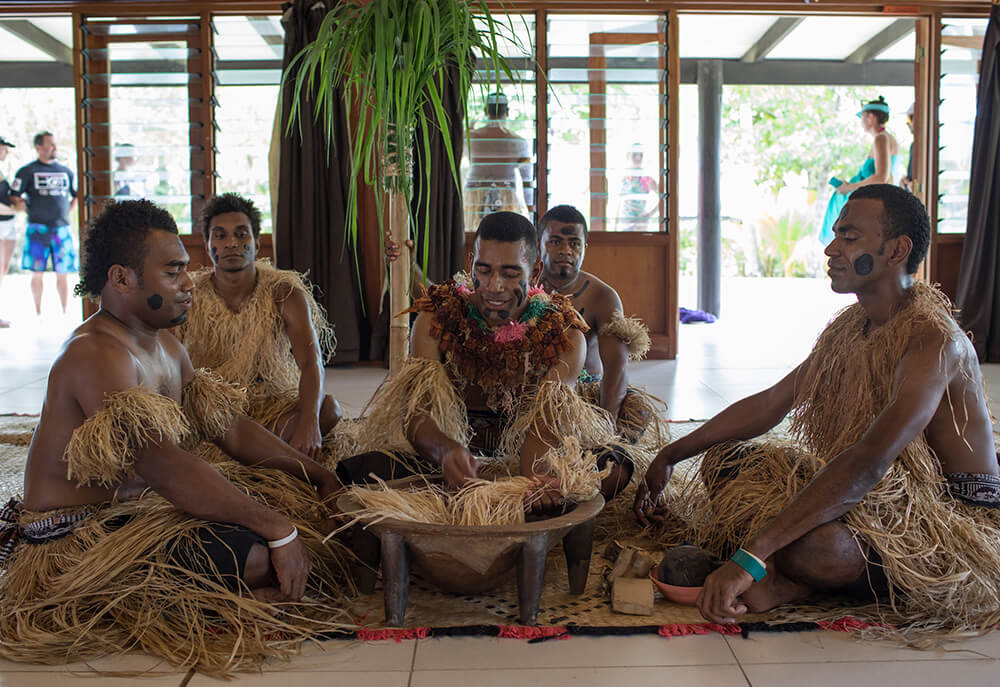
[955,3,1000,361]
[411,64,467,283]
[276,0,366,363]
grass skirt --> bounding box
[0,462,355,676]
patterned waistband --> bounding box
[945,473,1000,508]
[0,497,93,567]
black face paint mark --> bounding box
[514,279,527,306]
[854,254,875,276]
[473,278,481,290]
[571,280,590,299]
[210,246,219,263]
[497,310,510,320]
[559,266,570,278]
[147,293,164,310]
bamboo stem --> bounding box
[388,188,411,376]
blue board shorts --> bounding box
[21,223,78,273]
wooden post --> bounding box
[388,187,411,376]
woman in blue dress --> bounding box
[820,96,902,244]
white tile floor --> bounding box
[2,273,999,685]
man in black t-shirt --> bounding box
[8,131,78,315]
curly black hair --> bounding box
[200,193,262,241]
[850,184,929,275]
[539,204,588,238]
[475,211,538,265]
[75,200,178,300]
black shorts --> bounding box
[169,523,266,592]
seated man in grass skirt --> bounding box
[635,185,1000,640]
[536,204,662,445]
[175,193,341,461]
[333,212,632,510]
[0,200,352,675]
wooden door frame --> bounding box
[77,15,214,317]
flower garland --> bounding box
[407,279,589,412]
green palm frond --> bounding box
[286,0,528,259]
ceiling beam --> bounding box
[0,19,73,64]
[246,16,283,59]
[740,17,802,63]
[845,18,916,64]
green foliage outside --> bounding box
[680,84,912,279]
[755,209,815,278]
[722,85,879,197]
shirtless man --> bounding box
[537,205,628,416]
[635,184,997,626]
[384,203,651,437]
[177,193,341,459]
[537,204,654,442]
[339,212,632,510]
[20,199,341,602]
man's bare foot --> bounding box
[738,567,812,613]
[249,586,285,615]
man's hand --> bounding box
[634,450,674,526]
[316,471,342,507]
[384,224,414,264]
[289,418,324,461]
[696,560,753,624]
[526,474,564,514]
[269,536,312,601]
[440,444,477,489]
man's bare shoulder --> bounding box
[51,324,140,397]
[906,318,978,374]
[577,270,624,322]
[410,311,442,361]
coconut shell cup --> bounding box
[650,569,703,606]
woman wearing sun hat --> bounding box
[819,96,902,245]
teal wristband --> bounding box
[730,548,767,582]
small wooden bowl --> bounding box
[650,570,702,606]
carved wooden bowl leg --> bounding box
[381,531,410,626]
[517,533,550,626]
[562,516,597,595]
[352,524,381,595]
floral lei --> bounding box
[406,274,589,412]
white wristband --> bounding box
[267,526,298,549]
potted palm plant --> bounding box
[288,0,526,374]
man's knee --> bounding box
[243,542,273,589]
[701,441,754,497]
[595,446,635,500]
[774,522,866,590]
[320,394,342,432]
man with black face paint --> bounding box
[0,199,351,669]
[635,185,1000,640]
[335,212,635,511]
[175,193,341,461]
[537,205,657,443]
